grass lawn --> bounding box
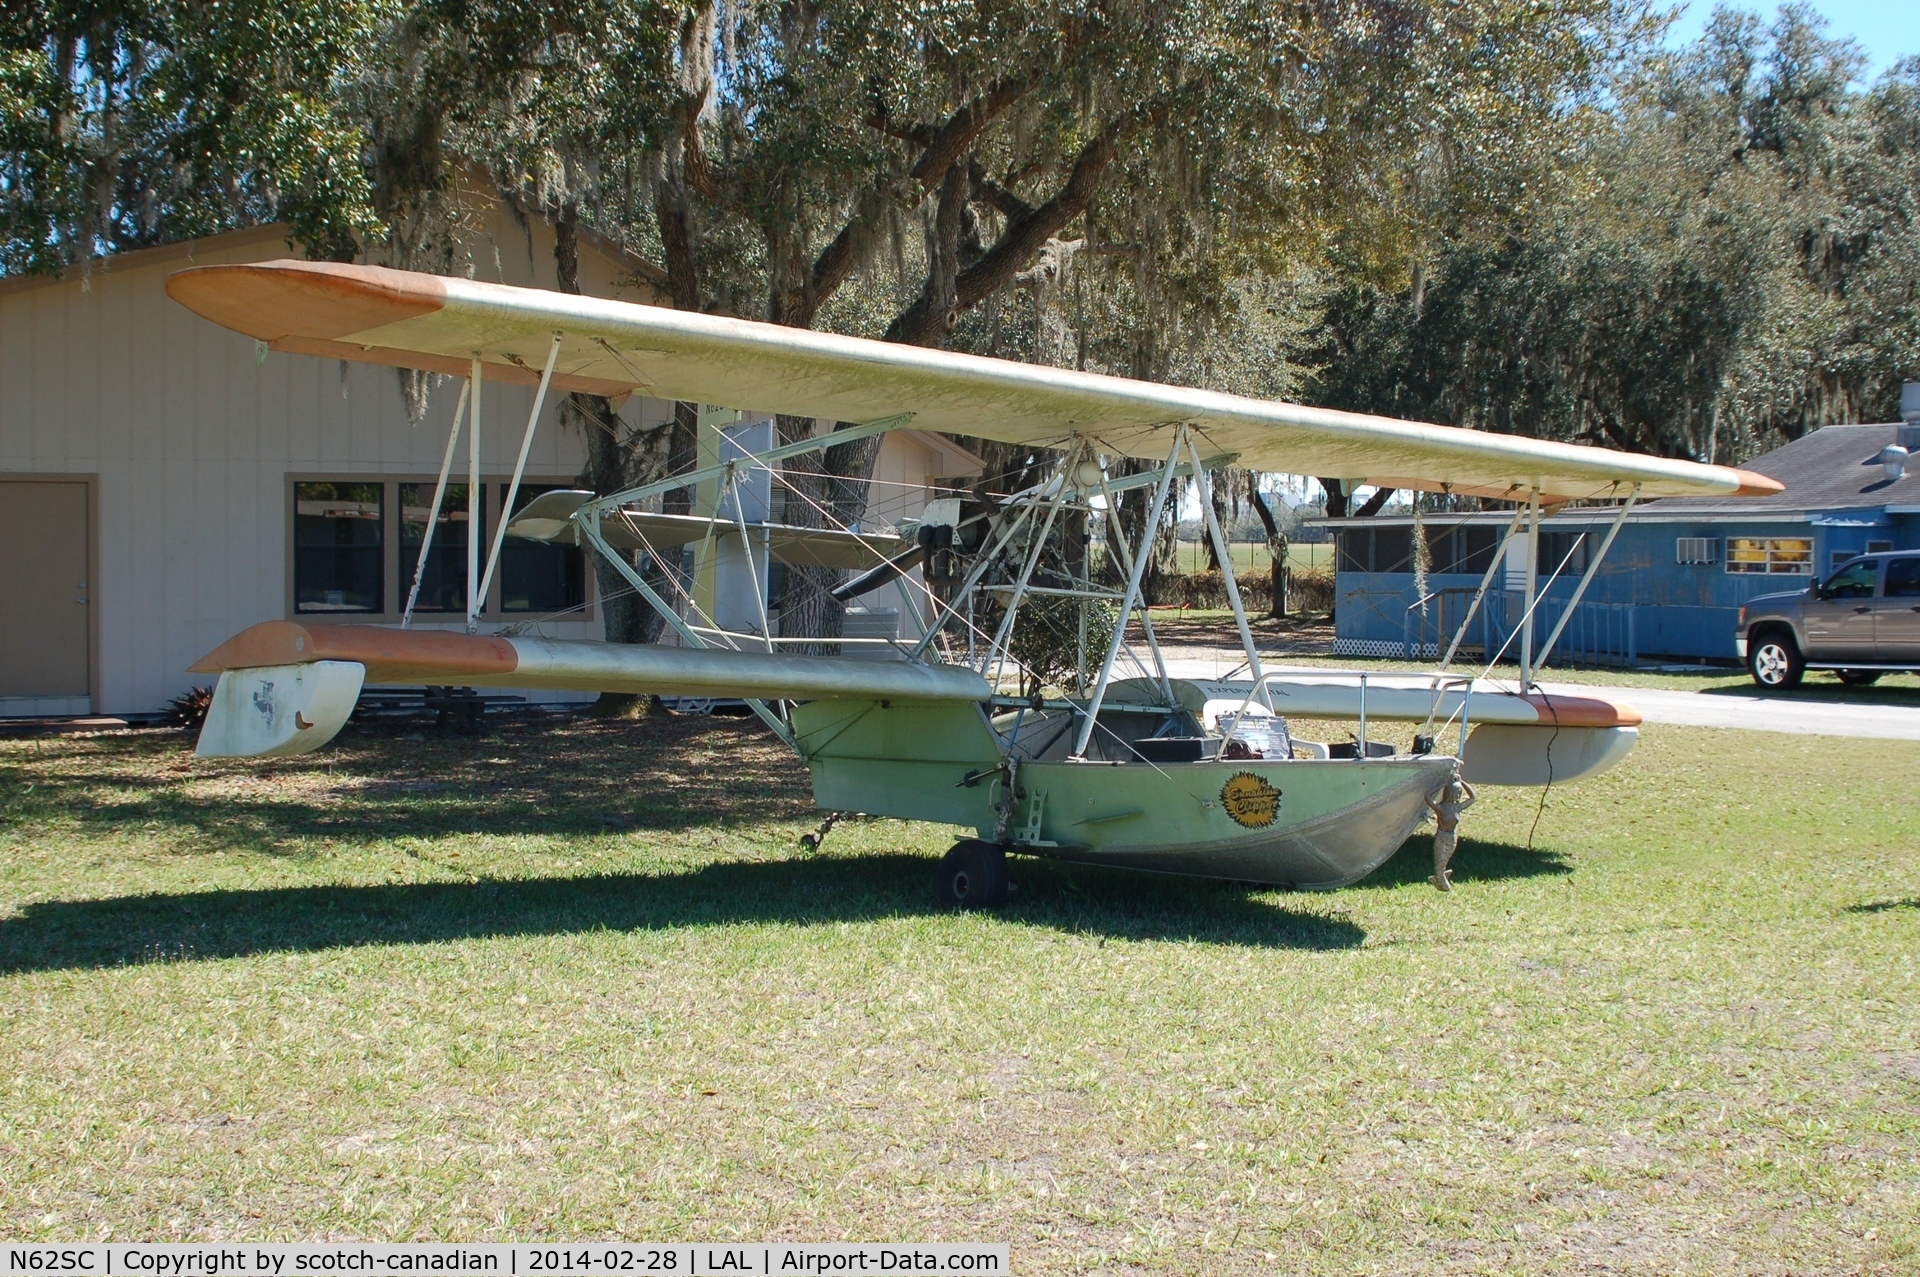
[2,715,1915,1272]
[1165,543,1333,575]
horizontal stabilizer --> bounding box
[192,621,990,703]
[505,490,906,570]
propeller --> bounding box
[831,544,928,602]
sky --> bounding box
[1665,2,1920,78]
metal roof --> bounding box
[1318,422,1920,526]
[1640,423,1920,518]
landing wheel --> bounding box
[935,839,1009,910]
[1748,633,1804,690]
[1837,669,1882,686]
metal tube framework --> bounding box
[477,334,563,618]
[1073,427,1188,758]
[401,379,470,628]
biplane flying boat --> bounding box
[166,260,1780,904]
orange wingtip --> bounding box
[1731,469,1785,496]
[166,260,446,343]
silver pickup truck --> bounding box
[1739,549,1920,688]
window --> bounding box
[292,477,590,619]
[399,483,477,613]
[1676,537,1719,565]
[1867,540,1894,554]
[1335,526,1416,573]
[1540,531,1588,575]
[1336,528,1368,574]
[499,484,587,613]
[1426,525,1499,575]
[1823,559,1878,599]
[1887,558,1920,598]
[294,482,383,612]
[1727,537,1814,574]
[1373,527,1413,573]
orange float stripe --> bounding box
[190,621,518,684]
[1518,694,1641,729]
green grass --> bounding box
[1165,542,1333,574]
[2,716,1916,1271]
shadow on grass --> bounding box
[1847,898,1920,914]
[1697,681,1920,707]
[0,852,1380,973]
[0,717,816,853]
[1361,834,1572,890]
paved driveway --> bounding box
[1538,682,1920,741]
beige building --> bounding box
[0,202,978,717]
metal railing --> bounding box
[1401,588,1486,660]
[1481,588,1637,668]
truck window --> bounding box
[1887,558,1920,599]
[1823,559,1878,599]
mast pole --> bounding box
[1519,488,1540,690]
[401,378,469,629]
[1187,434,1268,708]
[466,356,483,634]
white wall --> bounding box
[0,218,671,714]
[1,204,985,715]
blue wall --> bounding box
[1334,514,1917,663]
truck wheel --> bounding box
[1836,669,1882,686]
[1748,632,1804,690]
[935,839,1009,910]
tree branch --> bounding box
[884,108,1143,346]
[798,68,1047,328]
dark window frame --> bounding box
[292,481,385,615]
[286,476,596,622]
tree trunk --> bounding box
[1320,478,1348,519]
[1352,487,1396,518]
[1247,475,1288,619]
[557,205,668,714]
[1202,475,1228,573]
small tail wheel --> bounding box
[1748,632,1805,689]
[936,839,1009,910]
[1836,669,1882,686]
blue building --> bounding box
[1324,418,1920,664]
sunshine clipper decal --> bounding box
[1220,772,1282,828]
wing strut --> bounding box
[575,515,797,749]
[1532,486,1641,672]
[401,378,470,627]
[577,413,911,520]
[477,332,563,623]
[1072,427,1189,759]
[467,356,483,632]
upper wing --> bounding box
[167,259,1781,502]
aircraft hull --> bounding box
[1006,755,1456,889]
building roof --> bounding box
[1318,421,1920,527]
[1642,423,1920,518]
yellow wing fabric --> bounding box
[167,260,1781,502]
